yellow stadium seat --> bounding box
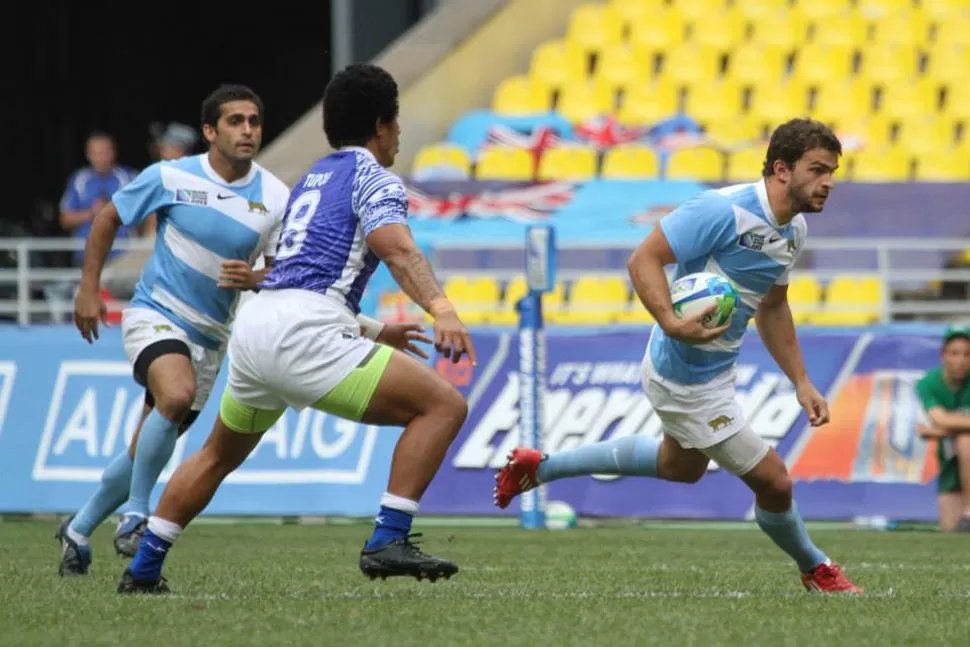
[530,40,588,91]
[787,275,823,324]
[944,82,970,120]
[616,292,656,325]
[859,44,920,85]
[791,44,854,84]
[725,147,765,182]
[870,10,930,47]
[922,0,962,20]
[610,0,668,29]
[726,43,787,88]
[412,144,471,180]
[812,81,874,124]
[593,45,650,96]
[925,44,970,86]
[689,9,747,50]
[566,3,625,55]
[444,276,500,326]
[857,0,916,17]
[705,117,764,147]
[809,276,883,326]
[683,80,743,124]
[669,0,728,22]
[896,118,956,155]
[734,1,790,22]
[629,9,685,55]
[747,81,810,127]
[879,79,937,120]
[935,14,970,47]
[914,150,970,181]
[601,144,660,179]
[848,146,912,181]
[749,10,810,49]
[617,80,679,126]
[488,277,528,326]
[475,147,534,181]
[563,277,629,325]
[493,76,552,115]
[660,44,721,86]
[832,114,891,148]
[666,146,724,182]
[808,8,868,47]
[537,145,599,182]
[557,81,614,124]
[793,0,850,22]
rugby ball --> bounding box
[670,272,740,329]
[544,500,578,531]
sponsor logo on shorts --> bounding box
[707,415,734,431]
[152,324,173,333]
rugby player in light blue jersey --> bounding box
[116,64,475,594]
[59,85,289,577]
[496,119,863,594]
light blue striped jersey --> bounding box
[648,180,807,385]
[113,154,289,349]
[260,146,408,313]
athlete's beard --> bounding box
[787,183,821,214]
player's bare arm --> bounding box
[755,283,829,426]
[923,408,970,435]
[74,200,123,343]
[627,226,726,345]
[367,223,476,365]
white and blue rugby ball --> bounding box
[670,272,740,329]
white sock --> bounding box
[380,492,419,515]
[66,525,89,547]
[147,516,184,544]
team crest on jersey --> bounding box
[248,201,269,214]
[737,232,766,251]
[175,189,208,206]
[787,238,797,253]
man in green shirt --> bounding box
[916,325,970,532]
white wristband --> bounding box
[356,314,385,341]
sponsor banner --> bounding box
[422,328,945,521]
[0,325,949,520]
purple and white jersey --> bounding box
[259,147,408,313]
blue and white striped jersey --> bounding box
[649,180,807,385]
[113,154,289,349]
[259,147,409,313]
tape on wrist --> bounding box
[429,298,456,318]
[356,314,385,341]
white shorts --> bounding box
[226,289,376,411]
[121,307,225,411]
[641,348,747,450]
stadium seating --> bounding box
[475,147,534,181]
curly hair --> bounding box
[322,64,399,149]
[762,118,842,177]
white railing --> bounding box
[2,237,970,326]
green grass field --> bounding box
[2,519,969,646]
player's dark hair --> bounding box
[762,118,842,177]
[87,131,115,144]
[944,334,970,351]
[322,63,399,149]
[201,84,264,129]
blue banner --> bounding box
[0,324,951,521]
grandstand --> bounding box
[393,0,970,329]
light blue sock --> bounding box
[537,435,659,483]
[70,452,133,537]
[755,502,828,572]
[127,409,180,517]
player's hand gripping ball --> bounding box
[670,272,740,329]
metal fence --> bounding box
[1,237,970,326]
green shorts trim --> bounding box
[312,343,393,421]
[219,343,393,434]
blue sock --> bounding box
[128,409,180,516]
[365,494,418,551]
[537,434,660,483]
[70,452,133,537]
[128,528,171,581]
[755,502,828,572]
